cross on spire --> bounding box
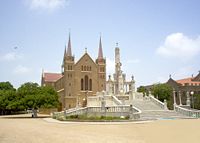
[116,42,118,47]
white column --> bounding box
[186,91,190,106]
[178,91,182,105]
[173,90,176,106]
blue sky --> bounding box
[0,0,200,88]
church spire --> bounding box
[66,33,72,57]
[98,36,103,59]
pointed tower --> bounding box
[61,46,67,74]
[98,36,103,59]
[96,36,106,92]
[63,33,75,109]
[114,43,121,94]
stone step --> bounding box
[133,99,163,111]
[132,99,189,120]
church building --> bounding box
[41,34,106,110]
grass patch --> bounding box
[54,114,130,121]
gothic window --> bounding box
[69,93,71,96]
[81,78,84,90]
[89,79,92,91]
[90,66,91,71]
[85,75,88,90]
[84,66,86,71]
[82,66,83,71]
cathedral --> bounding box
[41,34,106,110]
[41,34,136,110]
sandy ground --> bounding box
[0,114,200,143]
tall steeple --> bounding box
[98,36,103,59]
[66,33,72,57]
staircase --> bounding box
[132,98,189,120]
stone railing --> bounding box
[174,105,200,118]
[149,95,168,110]
[112,95,122,105]
[53,105,141,120]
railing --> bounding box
[112,96,122,105]
[174,105,200,118]
[53,105,141,120]
[149,95,168,110]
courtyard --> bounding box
[0,114,200,143]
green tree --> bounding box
[0,81,15,91]
[151,84,173,102]
[193,94,200,110]
[17,82,59,117]
[137,86,147,96]
[0,82,17,115]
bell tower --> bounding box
[96,36,106,92]
[63,33,75,109]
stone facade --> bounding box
[106,43,135,97]
[41,35,106,110]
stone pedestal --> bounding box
[178,91,182,105]
[173,90,176,109]
[164,99,168,110]
[186,91,190,106]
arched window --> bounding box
[81,78,84,90]
[81,66,83,71]
[85,75,88,90]
[87,66,89,71]
[84,66,86,71]
[89,79,92,91]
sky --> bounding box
[0,0,200,88]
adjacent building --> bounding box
[143,72,200,106]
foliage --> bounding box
[0,82,59,115]
[0,81,15,91]
[54,114,130,121]
[151,83,173,102]
[193,94,200,110]
[137,86,148,96]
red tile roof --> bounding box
[43,73,63,82]
[176,77,200,86]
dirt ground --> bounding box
[0,114,200,143]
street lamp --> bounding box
[190,91,194,109]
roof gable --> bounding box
[166,78,181,88]
[43,73,63,82]
[75,52,97,67]
[192,72,200,81]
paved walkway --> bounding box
[0,114,200,143]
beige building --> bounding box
[41,34,106,110]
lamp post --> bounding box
[190,91,194,109]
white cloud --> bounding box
[13,65,32,75]
[28,0,69,11]
[0,52,23,61]
[156,33,200,61]
[127,59,140,64]
[106,58,115,75]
